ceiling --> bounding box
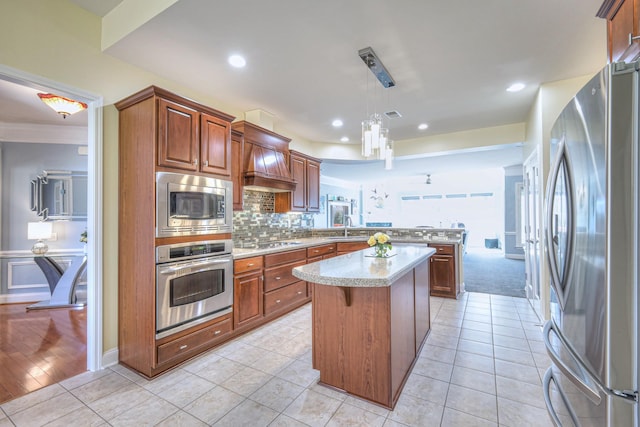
[4,0,607,179]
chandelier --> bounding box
[359,47,395,170]
[37,93,87,119]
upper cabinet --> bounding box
[231,129,245,211]
[275,150,321,213]
[598,0,640,63]
[139,87,234,178]
[231,121,297,194]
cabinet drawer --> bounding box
[235,256,263,274]
[336,241,369,253]
[264,280,308,315]
[307,244,336,258]
[156,317,232,365]
[428,244,454,255]
[264,260,307,292]
[264,248,307,268]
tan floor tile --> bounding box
[403,373,450,405]
[325,402,386,427]
[220,366,273,397]
[182,386,244,425]
[8,392,84,426]
[275,359,320,388]
[460,328,493,344]
[70,371,133,404]
[450,366,496,394]
[445,384,497,423]
[283,389,342,427]
[496,375,547,409]
[269,414,310,426]
[457,338,493,357]
[108,395,178,426]
[441,407,498,426]
[412,357,454,382]
[426,331,459,350]
[420,344,457,363]
[59,369,111,391]
[155,410,208,426]
[493,346,536,366]
[463,312,493,324]
[0,383,67,416]
[86,382,155,420]
[44,405,108,427]
[387,393,444,426]
[190,357,244,384]
[493,334,528,350]
[430,323,462,337]
[157,374,216,408]
[462,320,493,333]
[494,359,541,385]
[455,351,495,374]
[497,396,557,426]
[250,377,305,412]
[213,399,279,426]
[493,324,526,339]
[343,395,390,417]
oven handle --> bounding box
[158,258,231,275]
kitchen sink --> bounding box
[258,241,302,249]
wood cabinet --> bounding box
[116,86,235,378]
[306,243,336,259]
[275,151,322,213]
[231,121,296,192]
[598,0,640,63]
[231,129,244,211]
[336,241,369,255]
[263,248,309,317]
[312,262,430,409]
[428,243,460,299]
[157,95,233,177]
[233,256,264,330]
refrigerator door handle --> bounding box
[544,138,575,311]
[543,320,602,404]
[543,367,581,427]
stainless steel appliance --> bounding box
[155,239,233,339]
[542,62,639,426]
[156,172,232,237]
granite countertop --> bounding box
[291,245,436,288]
[232,235,461,259]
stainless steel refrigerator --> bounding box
[543,61,639,426]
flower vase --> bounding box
[374,244,387,258]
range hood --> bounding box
[232,121,297,193]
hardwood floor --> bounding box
[0,303,87,404]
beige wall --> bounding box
[0,0,606,358]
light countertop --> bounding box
[291,244,436,287]
[232,235,460,259]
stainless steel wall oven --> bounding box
[155,240,233,339]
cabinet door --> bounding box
[290,155,307,211]
[231,131,244,211]
[157,98,199,171]
[429,255,455,297]
[306,159,321,212]
[234,272,263,328]
[609,0,640,62]
[200,113,231,177]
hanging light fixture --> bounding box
[37,93,87,119]
[359,47,395,169]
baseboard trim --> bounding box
[101,347,119,369]
[505,254,525,260]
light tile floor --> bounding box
[0,292,555,426]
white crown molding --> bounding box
[0,121,87,145]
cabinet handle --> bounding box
[297,291,303,295]
[194,158,198,166]
[204,160,209,167]
[275,276,281,280]
[314,250,319,253]
[179,345,188,350]
[214,330,221,335]
[276,299,281,303]
[248,263,254,266]
[629,33,640,46]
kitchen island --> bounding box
[292,244,435,409]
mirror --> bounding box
[31,170,87,220]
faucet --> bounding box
[344,216,353,237]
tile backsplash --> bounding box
[233,190,314,247]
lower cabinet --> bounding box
[233,256,264,329]
[156,314,232,366]
[336,241,370,255]
[428,244,460,298]
[264,280,307,315]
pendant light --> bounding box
[37,93,87,119]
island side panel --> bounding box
[414,260,431,349]
[390,270,417,404]
[312,284,392,407]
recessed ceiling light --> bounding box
[506,82,525,92]
[340,136,349,143]
[332,119,343,127]
[418,123,429,130]
[228,54,246,68]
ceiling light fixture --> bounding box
[228,54,246,68]
[37,93,87,119]
[332,119,343,127]
[359,46,395,170]
[506,82,525,92]
[418,123,429,130]
[340,136,349,143]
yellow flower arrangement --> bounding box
[368,232,392,257]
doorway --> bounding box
[523,149,542,319]
[0,65,103,378]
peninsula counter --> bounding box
[292,245,436,409]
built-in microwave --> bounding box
[156,172,232,237]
